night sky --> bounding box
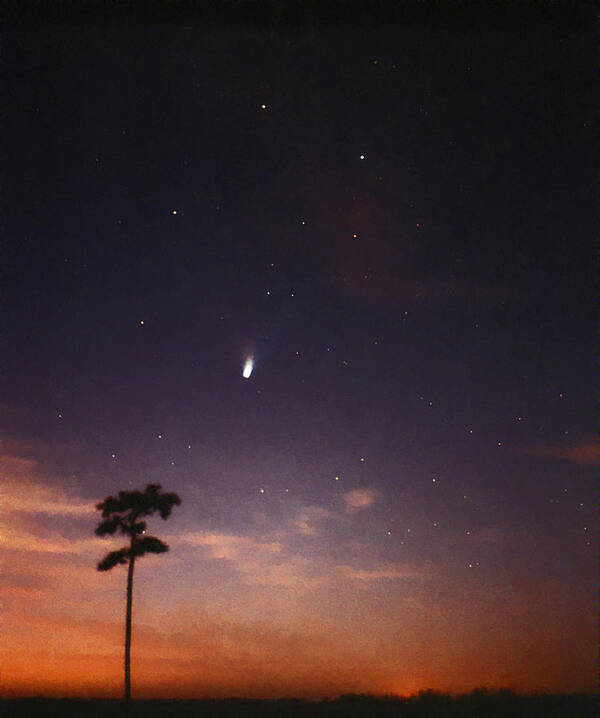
[3,5,597,699]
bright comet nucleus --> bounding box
[242,357,254,379]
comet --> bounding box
[242,357,254,379]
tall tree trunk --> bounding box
[124,537,136,702]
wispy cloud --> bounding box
[3,531,104,555]
[292,506,335,535]
[243,556,327,589]
[0,455,95,517]
[171,531,327,589]
[172,531,282,559]
[521,437,600,467]
[342,488,377,513]
[167,531,337,590]
[337,564,420,581]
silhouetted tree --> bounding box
[95,484,181,702]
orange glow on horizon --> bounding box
[1,451,596,699]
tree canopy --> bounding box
[95,483,181,571]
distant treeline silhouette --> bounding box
[1,691,596,718]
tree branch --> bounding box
[97,548,129,571]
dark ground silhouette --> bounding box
[1,691,596,718]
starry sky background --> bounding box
[2,6,597,699]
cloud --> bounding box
[522,438,600,467]
[171,531,327,590]
[292,506,335,535]
[337,564,420,581]
[0,455,95,517]
[342,488,377,512]
[243,556,327,589]
[3,531,104,555]
[172,531,282,559]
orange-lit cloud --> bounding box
[292,505,334,535]
[170,530,322,588]
[337,563,420,581]
[3,531,104,554]
[0,454,96,516]
[521,437,600,466]
[174,530,282,559]
[342,487,376,512]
